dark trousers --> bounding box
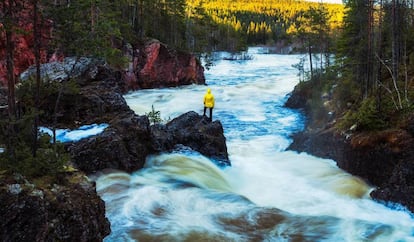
[203,107,213,121]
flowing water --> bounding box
[94,48,414,241]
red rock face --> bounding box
[0,4,52,87]
[1,16,204,91]
[127,40,205,90]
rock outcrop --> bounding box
[286,85,414,214]
[123,39,205,90]
[0,173,110,241]
[151,111,229,166]
[69,111,230,174]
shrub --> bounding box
[0,116,69,179]
[339,98,387,131]
[146,105,163,125]
[0,134,69,178]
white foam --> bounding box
[39,123,109,143]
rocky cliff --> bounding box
[123,39,205,90]
[285,84,414,214]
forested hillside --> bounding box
[196,0,344,50]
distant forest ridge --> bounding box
[185,0,345,51]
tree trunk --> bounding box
[5,0,17,120]
[308,41,313,77]
[3,0,17,162]
[376,0,384,113]
[32,0,41,157]
[392,0,402,108]
[392,0,400,87]
[366,0,374,98]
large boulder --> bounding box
[151,111,230,166]
[18,59,130,127]
[0,173,110,241]
[124,39,205,89]
[19,57,105,83]
[68,113,153,173]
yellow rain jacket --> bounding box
[203,88,215,108]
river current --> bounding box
[95,48,414,241]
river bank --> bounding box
[285,81,414,214]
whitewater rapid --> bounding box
[95,48,414,241]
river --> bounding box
[95,47,414,241]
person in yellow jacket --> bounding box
[203,88,215,121]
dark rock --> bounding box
[68,114,153,173]
[52,60,229,172]
[288,127,347,162]
[371,159,414,212]
[406,114,414,136]
[284,85,311,111]
[152,111,230,166]
[0,174,110,241]
[35,64,131,127]
[19,49,227,173]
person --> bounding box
[203,88,215,121]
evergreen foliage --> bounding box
[340,98,387,131]
[146,105,163,125]
[333,0,414,131]
[40,0,128,67]
[199,0,344,49]
[0,115,69,178]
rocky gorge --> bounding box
[285,84,414,214]
[0,40,228,241]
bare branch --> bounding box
[375,52,402,109]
